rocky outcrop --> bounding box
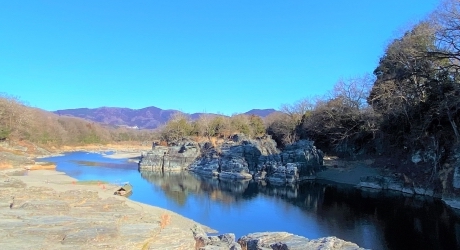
[188,135,277,180]
[262,140,323,184]
[139,135,324,184]
[357,176,435,196]
[238,232,365,250]
[356,144,460,210]
[442,144,460,209]
[192,225,242,250]
[189,135,324,184]
[192,225,365,250]
[138,140,200,171]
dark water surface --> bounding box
[39,152,460,250]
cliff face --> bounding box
[138,140,201,171]
[139,135,324,185]
[189,134,324,184]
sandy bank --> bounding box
[104,151,143,160]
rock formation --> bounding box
[357,176,436,196]
[238,232,365,250]
[138,135,324,184]
[191,225,366,250]
[189,134,324,184]
[138,139,200,171]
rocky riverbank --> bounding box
[0,169,213,249]
[0,138,367,250]
[137,136,460,212]
[0,168,366,249]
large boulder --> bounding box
[237,232,365,250]
[192,225,242,250]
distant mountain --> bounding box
[54,107,178,129]
[54,107,277,129]
[244,109,279,117]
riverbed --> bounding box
[39,151,460,250]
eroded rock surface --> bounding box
[357,176,435,196]
[189,135,324,184]
[191,226,366,250]
[139,139,201,171]
[0,171,210,250]
[238,232,366,250]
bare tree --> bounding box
[195,114,220,140]
[430,0,460,70]
[332,74,373,110]
[280,98,314,127]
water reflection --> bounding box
[140,170,460,250]
[140,171,252,205]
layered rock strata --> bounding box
[138,140,200,171]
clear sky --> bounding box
[0,0,440,115]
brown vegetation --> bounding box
[0,93,156,150]
[158,112,267,144]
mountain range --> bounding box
[53,107,278,129]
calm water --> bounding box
[39,152,460,250]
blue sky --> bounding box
[0,0,439,115]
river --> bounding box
[39,151,460,250]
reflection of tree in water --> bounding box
[256,181,325,212]
[139,170,326,207]
[196,175,251,204]
[140,171,255,205]
[139,171,197,206]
